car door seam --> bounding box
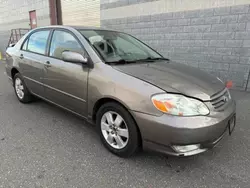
[31,92,88,120]
[23,76,86,103]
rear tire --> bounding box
[96,102,140,158]
[13,73,33,103]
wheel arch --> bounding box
[11,67,20,79]
[11,67,20,86]
[92,97,130,122]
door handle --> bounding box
[20,54,24,59]
[45,61,51,68]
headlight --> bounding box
[151,94,209,116]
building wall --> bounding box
[0,0,51,54]
[101,0,250,91]
[60,0,100,26]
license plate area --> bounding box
[228,114,236,135]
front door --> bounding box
[43,30,88,116]
[29,10,37,29]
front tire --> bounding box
[13,73,33,103]
[96,102,140,158]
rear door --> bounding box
[20,29,51,96]
[43,29,89,116]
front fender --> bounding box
[87,63,164,118]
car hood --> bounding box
[112,61,225,101]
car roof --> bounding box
[34,25,118,32]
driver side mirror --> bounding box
[62,51,88,64]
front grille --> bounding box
[210,88,230,110]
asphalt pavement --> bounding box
[0,62,250,188]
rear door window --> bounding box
[27,30,50,55]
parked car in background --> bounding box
[5,26,236,157]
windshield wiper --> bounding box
[105,57,169,65]
[139,57,170,61]
[106,59,136,65]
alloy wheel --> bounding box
[15,78,24,99]
[101,111,129,149]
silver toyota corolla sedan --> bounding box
[5,26,236,157]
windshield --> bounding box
[79,30,162,63]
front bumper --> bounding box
[131,100,236,156]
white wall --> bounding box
[101,0,250,20]
[0,0,50,53]
[61,0,100,26]
[0,0,50,31]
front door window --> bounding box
[49,30,83,59]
